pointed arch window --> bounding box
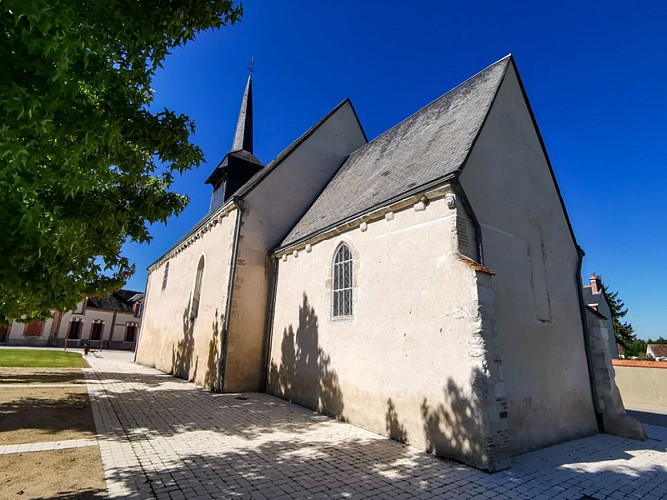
[162,261,170,290]
[333,244,353,317]
[190,256,205,320]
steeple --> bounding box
[205,75,264,211]
[231,75,253,153]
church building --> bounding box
[136,55,643,471]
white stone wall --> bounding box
[135,207,238,389]
[221,101,368,392]
[268,194,505,469]
[459,60,598,454]
[584,309,646,440]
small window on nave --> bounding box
[162,261,170,290]
[190,256,205,320]
[333,244,353,317]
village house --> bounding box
[647,344,667,361]
[1,289,143,351]
[135,55,644,471]
[582,273,619,359]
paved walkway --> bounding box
[83,352,667,499]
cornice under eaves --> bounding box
[147,201,240,272]
[273,179,457,258]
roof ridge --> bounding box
[348,55,512,160]
[279,56,511,249]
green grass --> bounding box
[0,349,88,368]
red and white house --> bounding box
[0,289,144,351]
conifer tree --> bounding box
[598,276,637,347]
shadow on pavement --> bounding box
[627,409,667,428]
[86,359,667,498]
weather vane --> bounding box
[248,57,255,75]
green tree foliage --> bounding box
[597,276,643,355]
[0,0,242,323]
[623,339,647,359]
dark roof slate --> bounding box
[279,56,511,248]
[87,289,142,312]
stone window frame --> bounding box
[67,318,83,339]
[332,243,354,318]
[124,322,138,342]
[90,321,104,341]
[189,255,205,321]
[162,261,170,291]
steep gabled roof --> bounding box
[280,56,511,249]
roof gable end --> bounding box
[279,56,511,249]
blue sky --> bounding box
[123,1,667,340]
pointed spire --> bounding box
[231,75,253,153]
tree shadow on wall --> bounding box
[268,293,344,420]
[171,297,221,391]
[386,398,409,443]
[203,310,221,391]
[171,296,195,382]
[420,369,491,469]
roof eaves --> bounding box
[585,304,608,320]
[273,173,456,254]
[146,200,240,271]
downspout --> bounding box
[575,245,605,433]
[451,179,484,265]
[218,200,243,392]
[261,255,280,391]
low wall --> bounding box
[612,360,667,412]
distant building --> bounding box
[582,274,619,359]
[136,55,644,471]
[647,344,667,360]
[0,290,143,350]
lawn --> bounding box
[0,349,88,368]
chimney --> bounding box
[590,273,602,294]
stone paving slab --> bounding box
[0,438,98,455]
[0,383,85,388]
[83,352,667,499]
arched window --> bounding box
[333,244,353,317]
[190,256,205,320]
[162,261,170,290]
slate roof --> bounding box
[87,289,142,312]
[279,55,511,249]
[582,286,600,303]
[582,286,610,316]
